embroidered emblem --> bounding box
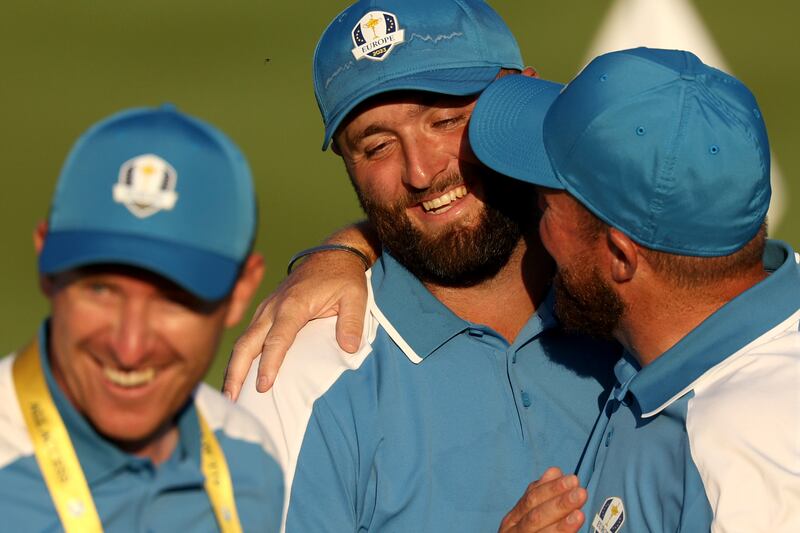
[592,496,625,533]
[112,154,178,218]
[351,11,405,61]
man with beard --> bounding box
[469,48,800,531]
[236,1,617,531]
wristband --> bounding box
[287,244,372,274]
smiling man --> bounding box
[237,1,617,531]
[0,105,283,532]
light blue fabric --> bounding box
[576,241,800,532]
[39,105,256,301]
[469,47,770,257]
[313,0,523,149]
[0,322,283,532]
[470,74,563,188]
[286,252,618,532]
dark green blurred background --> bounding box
[2,1,797,388]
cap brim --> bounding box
[39,230,241,302]
[322,65,501,150]
[469,75,564,189]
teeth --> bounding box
[422,186,467,212]
[103,366,156,388]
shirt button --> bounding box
[605,428,614,447]
[521,391,532,408]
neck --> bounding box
[116,424,180,465]
[425,234,554,343]
[616,268,768,366]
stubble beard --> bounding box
[354,167,533,287]
[553,259,625,341]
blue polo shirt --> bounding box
[578,240,800,533]
[0,322,284,532]
[240,251,618,532]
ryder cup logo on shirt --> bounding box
[112,154,178,218]
[351,11,405,61]
[592,497,625,533]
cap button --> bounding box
[159,102,178,112]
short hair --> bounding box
[573,198,767,289]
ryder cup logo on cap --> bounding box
[351,11,405,61]
[112,154,178,218]
[314,0,523,150]
[39,104,257,301]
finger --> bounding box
[513,487,587,533]
[537,467,564,485]
[554,510,585,533]
[502,473,576,528]
[224,312,275,400]
[246,296,272,326]
[334,287,368,353]
[256,310,309,391]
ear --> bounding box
[33,220,47,255]
[520,66,539,79]
[223,253,265,328]
[33,221,54,296]
[330,138,342,156]
[606,228,638,283]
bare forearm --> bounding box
[323,220,381,265]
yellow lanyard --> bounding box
[198,411,243,533]
[12,340,243,533]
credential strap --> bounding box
[13,340,244,533]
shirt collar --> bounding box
[628,240,800,416]
[38,321,204,484]
[368,252,559,363]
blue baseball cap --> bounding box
[313,0,523,150]
[470,48,770,257]
[469,74,564,189]
[39,104,257,301]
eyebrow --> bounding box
[349,104,429,146]
[351,123,390,145]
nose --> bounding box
[401,135,450,190]
[109,298,154,368]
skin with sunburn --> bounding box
[36,223,264,464]
[536,188,768,365]
[332,86,549,344]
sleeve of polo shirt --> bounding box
[285,397,359,532]
[686,353,800,532]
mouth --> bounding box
[420,185,467,215]
[103,366,156,388]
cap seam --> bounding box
[645,81,692,242]
[554,78,691,244]
[619,50,686,77]
[558,77,682,167]
[453,0,483,59]
[696,75,770,183]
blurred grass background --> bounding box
[1,1,797,388]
